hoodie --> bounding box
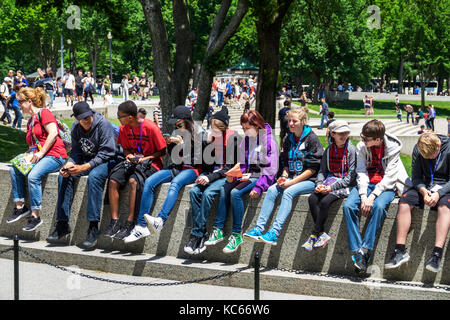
[239,123,279,195]
[280,125,324,182]
[356,132,412,197]
[412,134,450,197]
[69,111,120,168]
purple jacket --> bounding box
[239,122,279,194]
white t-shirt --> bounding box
[103,93,114,105]
[64,74,75,89]
[0,83,9,98]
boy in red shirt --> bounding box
[104,101,167,240]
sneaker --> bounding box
[123,224,150,244]
[313,232,331,249]
[260,230,278,246]
[425,252,442,273]
[302,235,317,252]
[7,205,31,224]
[352,251,370,273]
[113,221,135,240]
[144,214,164,233]
[195,234,209,254]
[184,235,199,255]
[243,227,263,242]
[103,219,121,238]
[223,233,243,254]
[81,226,100,248]
[46,221,71,242]
[205,227,225,246]
[384,249,410,269]
[22,216,43,232]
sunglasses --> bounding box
[117,113,129,119]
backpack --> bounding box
[38,110,72,152]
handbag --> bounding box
[11,152,35,176]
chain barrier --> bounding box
[258,264,450,292]
[1,244,449,292]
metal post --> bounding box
[254,251,260,300]
[109,37,113,94]
[13,234,19,301]
[60,32,65,79]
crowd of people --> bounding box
[5,84,450,276]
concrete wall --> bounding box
[0,163,448,286]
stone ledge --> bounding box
[0,163,449,288]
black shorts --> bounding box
[399,188,450,211]
[75,87,83,96]
[64,88,74,96]
[109,160,158,188]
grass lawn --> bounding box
[302,99,450,118]
[0,126,29,162]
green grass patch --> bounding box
[0,126,30,162]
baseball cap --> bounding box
[4,77,12,83]
[168,105,192,125]
[71,101,94,120]
[330,120,350,133]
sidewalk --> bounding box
[0,258,338,300]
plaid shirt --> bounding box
[368,143,385,184]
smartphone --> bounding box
[61,167,69,172]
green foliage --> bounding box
[0,126,29,162]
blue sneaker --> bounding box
[243,227,263,242]
[260,230,278,246]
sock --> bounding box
[432,246,443,257]
[395,244,406,252]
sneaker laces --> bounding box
[228,235,236,247]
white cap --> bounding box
[330,120,350,133]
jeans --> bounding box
[136,168,198,226]
[56,160,116,222]
[47,90,54,106]
[11,105,22,129]
[190,177,227,237]
[342,184,395,252]
[254,180,315,236]
[0,99,11,123]
[218,91,224,107]
[10,156,65,211]
[215,177,258,233]
[319,114,329,129]
[406,112,413,124]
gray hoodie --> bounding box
[69,111,120,168]
[356,132,412,197]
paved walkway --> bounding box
[0,258,339,300]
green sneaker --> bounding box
[205,227,224,246]
[223,233,243,254]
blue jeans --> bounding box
[10,155,65,211]
[342,184,395,252]
[47,90,54,107]
[11,105,22,129]
[215,178,258,233]
[190,177,227,237]
[218,91,224,107]
[0,99,11,123]
[254,180,315,236]
[56,160,116,222]
[136,168,198,226]
[319,114,329,129]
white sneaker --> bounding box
[123,225,150,243]
[144,214,164,233]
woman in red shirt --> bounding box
[8,87,67,231]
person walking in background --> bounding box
[63,70,75,107]
[153,102,162,129]
[426,104,436,132]
[396,105,402,122]
[363,95,371,116]
[9,83,23,130]
[7,87,67,231]
[0,77,12,125]
[75,70,84,102]
[121,75,130,102]
[278,100,291,144]
[82,71,95,106]
[318,97,329,130]
[415,106,424,125]
[405,104,414,124]
[369,96,375,116]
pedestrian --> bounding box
[426,104,436,131]
[342,120,410,274]
[210,110,279,253]
[302,120,356,251]
[243,107,322,246]
[48,102,121,248]
[325,111,335,145]
[318,97,329,129]
[63,69,75,107]
[103,74,111,95]
[369,96,375,116]
[183,107,239,254]
[121,75,130,101]
[104,100,167,240]
[278,100,291,144]
[415,107,424,125]
[384,132,449,273]
[153,102,162,129]
[218,79,226,107]
[0,77,12,125]
[124,105,212,243]
[205,104,214,130]
[7,87,67,231]
[405,104,414,124]
[9,83,23,130]
[363,95,371,116]
[396,105,402,122]
[75,70,84,102]
[82,71,95,105]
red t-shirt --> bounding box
[26,108,67,159]
[368,143,385,184]
[117,118,167,170]
[329,144,347,177]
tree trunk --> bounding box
[398,57,406,94]
[192,63,201,89]
[195,66,215,123]
[437,75,443,95]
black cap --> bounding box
[168,105,192,124]
[71,101,94,120]
[211,106,229,126]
